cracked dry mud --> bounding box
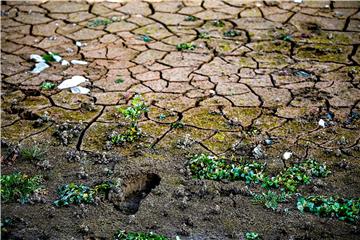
[1,0,360,239]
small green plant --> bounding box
[261,159,330,192]
[297,195,360,223]
[20,146,45,162]
[53,182,113,207]
[40,82,56,90]
[171,121,184,129]
[54,183,94,206]
[112,95,148,144]
[0,172,42,204]
[41,53,60,63]
[223,29,240,37]
[245,231,260,240]
[119,95,148,124]
[176,43,196,51]
[252,190,288,210]
[188,154,265,183]
[88,18,112,27]
[199,32,210,39]
[111,127,141,144]
[114,230,169,240]
[212,19,225,27]
[185,15,198,21]
[115,78,124,84]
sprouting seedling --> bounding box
[112,95,149,145]
[40,82,56,90]
[119,95,148,126]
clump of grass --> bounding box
[297,195,360,223]
[0,172,43,204]
[114,230,169,240]
[111,95,148,145]
[176,43,196,51]
[252,190,289,210]
[20,146,45,163]
[53,181,113,207]
[40,82,56,90]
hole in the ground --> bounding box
[114,173,161,215]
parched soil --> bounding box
[1,0,360,239]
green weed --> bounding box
[297,195,360,223]
[0,172,42,204]
[53,181,113,207]
[40,82,56,90]
[188,154,265,183]
[252,190,288,210]
[115,78,124,84]
[189,154,330,193]
[261,159,330,192]
[112,95,148,145]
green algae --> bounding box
[183,107,229,130]
[249,40,291,54]
[37,106,101,123]
[295,44,351,63]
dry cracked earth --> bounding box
[1,0,360,240]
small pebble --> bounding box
[282,151,292,160]
[318,119,326,128]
